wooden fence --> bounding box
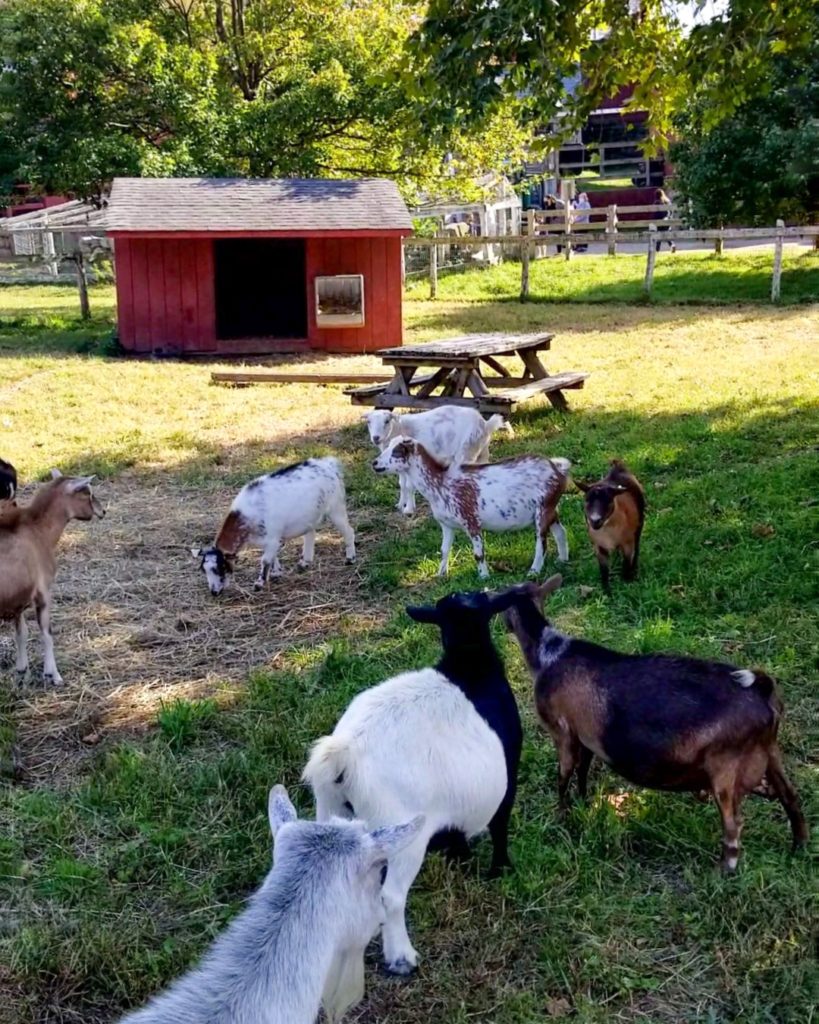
[407,207,819,302]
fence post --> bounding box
[520,212,531,302]
[714,225,724,255]
[429,236,438,300]
[644,224,657,296]
[563,201,572,260]
[42,216,58,279]
[74,250,91,320]
[606,205,618,256]
[400,240,406,288]
[771,219,785,302]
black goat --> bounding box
[0,459,17,503]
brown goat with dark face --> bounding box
[498,575,808,872]
[576,459,645,592]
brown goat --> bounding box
[499,575,808,872]
[0,471,104,686]
[576,459,645,591]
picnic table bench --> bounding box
[345,333,588,416]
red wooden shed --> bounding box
[107,177,413,356]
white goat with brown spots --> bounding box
[362,407,511,515]
[373,438,570,578]
[0,471,105,686]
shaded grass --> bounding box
[0,291,817,1023]
[404,249,819,305]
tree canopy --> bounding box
[0,0,527,200]
[670,23,819,226]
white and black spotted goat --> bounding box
[194,458,356,595]
[304,588,523,976]
[121,785,424,1024]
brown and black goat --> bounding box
[499,575,808,871]
[575,459,644,591]
[0,470,104,686]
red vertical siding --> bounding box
[178,241,199,350]
[146,240,167,350]
[385,236,403,349]
[163,240,183,347]
[113,238,135,349]
[114,232,402,355]
[193,240,216,351]
[130,239,153,353]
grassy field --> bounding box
[405,248,819,305]
[0,282,817,1024]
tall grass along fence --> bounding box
[406,206,819,302]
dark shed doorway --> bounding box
[214,239,307,340]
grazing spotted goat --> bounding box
[363,406,511,514]
[501,575,808,871]
[194,458,356,595]
[372,437,570,578]
[121,786,424,1024]
[303,588,523,976]
[0,458,17,504]
[576,459,645,591]
[0,470,104,686]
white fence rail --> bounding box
[407,207,819,302]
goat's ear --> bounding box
[535,574,563,605]
[405,605,440,625]
[574,478,591,493]
[268,785,299,836]
[485,588,524,616]
[50,468,63,480]
[370,814,425,858]
[190,546,203,559]
[67,475,96,493]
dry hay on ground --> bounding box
[1,475,384,786]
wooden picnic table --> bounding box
[345,332,588,416]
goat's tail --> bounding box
[732,668,782,720]
[550,457,572,478]
[486,414,514,437]
[302,735,355,816]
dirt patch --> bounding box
[2,475,383,786]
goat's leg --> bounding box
[487,791,515,877]
[595,546,611,593]
[298,529,316,569]
[469,532,490,578]
[576,746,594,800]
[554,731,581,815]
[712,779,743,872]
[398,471,416,515]
[256,538,282,589]
[35,595,62,687]
[14,612,29,679]
[621,540,638,581]
[328,502,357,563]
[765,746,809,850]
[550,517,569,563]
[530,507,550,575]
[437,525,455,576]
[380,835,428,975]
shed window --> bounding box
[315,274,365,327]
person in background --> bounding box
[655,188,676,253]
[573,192,591,252]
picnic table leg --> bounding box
[415,367,452,398]
[480,355,512,377]
[518,349,570,413]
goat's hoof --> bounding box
[253,580,265,591]
[345,556,356,565]
[43,673,64,688]
[15,669,29,687]
[382,957,418,978]
[487,861,512,880]
[297,561,312,571]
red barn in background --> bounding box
[106,177,412,356]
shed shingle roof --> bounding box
[107,177,412,233]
